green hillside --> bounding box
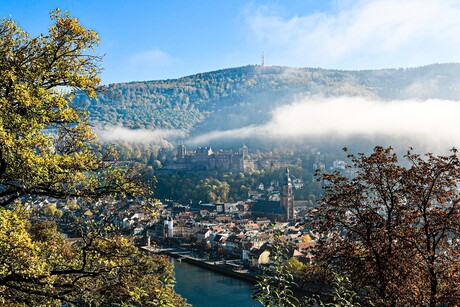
[75,64,460,133]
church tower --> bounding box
[280,168,294,221]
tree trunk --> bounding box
[429,265,437,307]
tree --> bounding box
[313,146,460,306]
[0,9,143,207]
[41,203,63,219]
[252,235,299,307]
[0,11,186,306]
[252,235,361,307]
[284,257,306,275]
[303,274,362,307]
[402,149,460,306]
[1,207,187,306]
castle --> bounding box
[251,168,295,222]
[165,145,247,173]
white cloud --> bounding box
[188,96,460,150]
[94,126,186,143]
[245,0,460,69]
[128,49,175,67]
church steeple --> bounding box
[284,168,291,186]
[281,168,294,221]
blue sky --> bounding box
[2,0,460,84]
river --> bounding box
[172,258,258,307]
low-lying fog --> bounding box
[95,96,460,154]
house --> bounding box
[248,190,263,199]
[223,203,239,213]
[225,234,243,254]
[196,228,212,243]
[212,233,228,249]
[215,215,233,223]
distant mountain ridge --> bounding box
[74,64,460,135]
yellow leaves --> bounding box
[58,106,78,121]
[0,10,186,307]
[0,208,48,279]
[48,8,100,54]
[0,8,112,203]
[129,290,140,299]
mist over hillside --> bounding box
[75,63,460,152]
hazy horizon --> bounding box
[3,1,460,84]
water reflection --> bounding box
[172,258,258,307]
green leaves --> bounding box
[0,207,187,306]
[0,10,148,207]
[253,235,299,307]
[304,274,363,307]
[0,11,186,306]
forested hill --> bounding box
[74,64,460,134]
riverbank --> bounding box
[142,246,259,284]
[141,246,324,298]
[170,251,259,284]
[172,258,257,307]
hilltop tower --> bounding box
[239,144,248,156]
[177,144,186,159]
[280,168,294,221]
[261,52,264,67]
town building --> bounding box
[251,168,295,222]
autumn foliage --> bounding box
[0,9,145,208]
[314,146,460,306]
[0,11,186,306]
